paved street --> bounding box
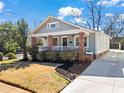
[61,50,124,93]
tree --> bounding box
[0,22,18,53]
[14,19,29,60]
[73,0,103,31]
[72,0,124,37]
[103,14,124,37]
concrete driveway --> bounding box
[61,50,124,93]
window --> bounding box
[84,37,87,47]
[51,24,56,28]
[62,37,68,46]
[76,37,79,46]
[47,22,59,29]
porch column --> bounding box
[79,32,85,61]
[48,35,53,50]
[31,37,37,46]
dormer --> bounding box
[47,22,59,29]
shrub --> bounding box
[36,51,45,61]
[0,52,3,61]
[45,51,60,61]
[29,46,39,61]
[37,51,79,62]
[6,53,16,60]
[36,51,59,61]
[59,51,75,61]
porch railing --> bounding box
[52,46,79,51]
[38,46,79,51]
[38,46,94,56]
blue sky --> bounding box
[0,0,124,28]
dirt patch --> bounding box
[56,62,91,81]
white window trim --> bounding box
[74,35,79,47]
[85,36,89,49]
[61,36,68,46]
[74,35,89,48]
[47,22,59,29]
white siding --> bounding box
[89,33,95,53]
[95,32,110,54]
[35,17,79,34]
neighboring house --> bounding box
[110,37,124,50]
[31,16,111,61]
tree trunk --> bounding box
[22,46,28,61]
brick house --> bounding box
[31,16,111,61]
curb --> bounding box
[0,80,36,93]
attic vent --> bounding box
[47,22,59,29]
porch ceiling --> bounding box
[32,29,92,37]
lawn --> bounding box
[0,61,69,93]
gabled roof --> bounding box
[32,16,111,39]
[32,16,93,34]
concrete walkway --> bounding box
[61,50,124,93]
[0,82,30,93]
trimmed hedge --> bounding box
[0,52,3,61]
[36,51,79,62]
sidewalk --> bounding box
[0,82,30,93]
[60,50,124,93]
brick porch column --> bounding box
[78,32,85,61]
[48,35,53,50]
[31,37,37,46]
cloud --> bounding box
[97,0,121,6]
[105,13,114,17]
[57,16,64,20]
[58,6,83,19]
[121,3,124,6]
[71,17,87,24]
[0,19,6,22]
[5,12,13,16]
[74,17,82,23]
[0,2,5,12]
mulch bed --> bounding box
[56,61,91,81]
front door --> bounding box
[62,37,67,46]
[53,38,58,46]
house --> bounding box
[31,16,111,61]
[110,37,124,50]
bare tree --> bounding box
[103,14,124,37]
[73,0,103,31]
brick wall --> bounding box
[48,35,53,50]
[78,32,85,61]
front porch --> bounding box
[32,30,92,61]
[33,33,88,52]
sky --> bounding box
[0,0,124,29]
